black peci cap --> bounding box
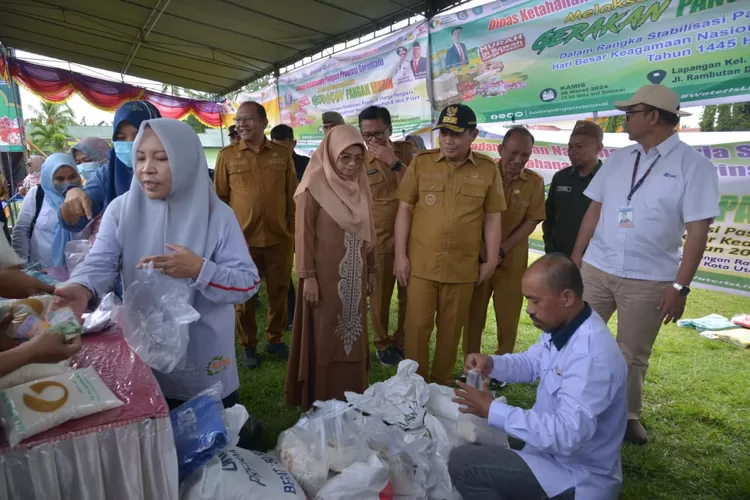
[228,125,238,137]
[434,104,477,133]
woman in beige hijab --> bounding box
[285,125,377,412]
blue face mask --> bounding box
[53,180,82,195]
[113,141,134,169]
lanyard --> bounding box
[628,152,660,204]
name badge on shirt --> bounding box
[619,206,634,228]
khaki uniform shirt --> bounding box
[499,166,546,270]
[214,138,297,248]
[397,149,507,284]
[366,140,416,255]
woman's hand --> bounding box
[303,277,320,306]
[61,187,92,224]
[24,332,82,363]
[139,244,204,279]
[52,284,93,318]
[367,273,377,296]
[0,270,55,298]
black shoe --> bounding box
[237,413,264,451]
[393,346,405,359]
[377,346,403,367]
[241,347,261,369]
[265,342,289,359]
[489,378,507,391]
[285,322,293,332]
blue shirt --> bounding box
[488,305,627,500]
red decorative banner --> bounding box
[0,57,224,128]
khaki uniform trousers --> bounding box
[370,252,406,352]
[465,259,526,357]
[581,262,671,420]
[236,241,293,348]
[404,276,474,385]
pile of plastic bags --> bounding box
[276,360,510,500]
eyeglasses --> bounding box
[625,109,651,120]
[361,130,387,141]
[339,154,364,165]
[234,116,261,124]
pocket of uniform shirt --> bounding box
[544,370,562,395]
[367,171,385,185]
[419,182,444,207]
[228,165,251,189]
[459,183,485,210]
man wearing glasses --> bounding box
[358,105,415,366]
[571,84,719,445]
[214,101,298,369]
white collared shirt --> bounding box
[488,308,627,500]
[582,133,719,281]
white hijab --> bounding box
[116,118,221,299]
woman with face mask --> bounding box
[70,137,110,185]
[52,119,259,407]
[284,125,377,412]
[59,101,161,233]
[11,153,91,268]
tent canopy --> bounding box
[0,0,457,95]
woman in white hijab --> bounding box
[52,118,260,407]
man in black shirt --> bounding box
[543,121,603,256]
[270,124,309,330]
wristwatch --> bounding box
[672,282,691,296]
[391,160,404,171]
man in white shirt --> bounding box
[449,253,627,500]
[570,84,720,444]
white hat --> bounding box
[614,84,690,117]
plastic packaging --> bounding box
[316,452,392,500]
[457,396,509,448]
[82,292,121,334]
[171,382,229,482]
[0,296,54,339]
[46,307,84,340]
[64,239,91,275]
[0,361,71,391]
[0,367,124,447]
[116,263,200,373]
[466,369,484,390]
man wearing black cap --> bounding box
[571,84,719,444]
[395,104,506,385]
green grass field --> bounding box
[235,257,750,499]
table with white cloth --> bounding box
[0,330,178,500]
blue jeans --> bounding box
[448,445,576,500]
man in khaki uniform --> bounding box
[465,127,546,356]
[395,104,505,385]
[358,105,416,366]
[214,101,297,369]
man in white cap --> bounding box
[570,84,719,444]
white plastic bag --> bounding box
[427,383,461,422]
[346,360,429,430]
[315,452,390,500]
[181,447,307,500]
[277,401,370,497]
[0,367,123,447]
[116,263,200,373]
[0,361,71,391]
[64,239,91,275]
[82,292,121,334]
[424,414,464,500]
[457,396,509,448]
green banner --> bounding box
[278,22,433,144]
[472,134,750,296]
[0,75,23,153]
[430,0,750,123]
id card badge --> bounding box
[619,207,634,228]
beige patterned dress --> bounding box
[284,190,374,412]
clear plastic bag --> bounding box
[115,263,200,373]
[171,382,228,483]
[82,292,121,334]
[64,239,92,275]
[315,452,391,500]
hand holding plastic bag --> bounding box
[115,263,199,373]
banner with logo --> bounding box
[429,0,750,123]
[0,74,23,153]
[278,22,433,145]
[471,134,750,296]
[220,82,280,133]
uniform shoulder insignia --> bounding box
[526,168,544,181]
[472,151,495,163]
[219,143,236,153]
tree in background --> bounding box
[700,103,750,131]
[26,102,77,153]
[603,115,624,133]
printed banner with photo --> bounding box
[429,0,750,123]
[471,134,750,296]
[0,75,23,153]
[220,82,280,133]
[278,22,433,145]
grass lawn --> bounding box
[235,256,750,499]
